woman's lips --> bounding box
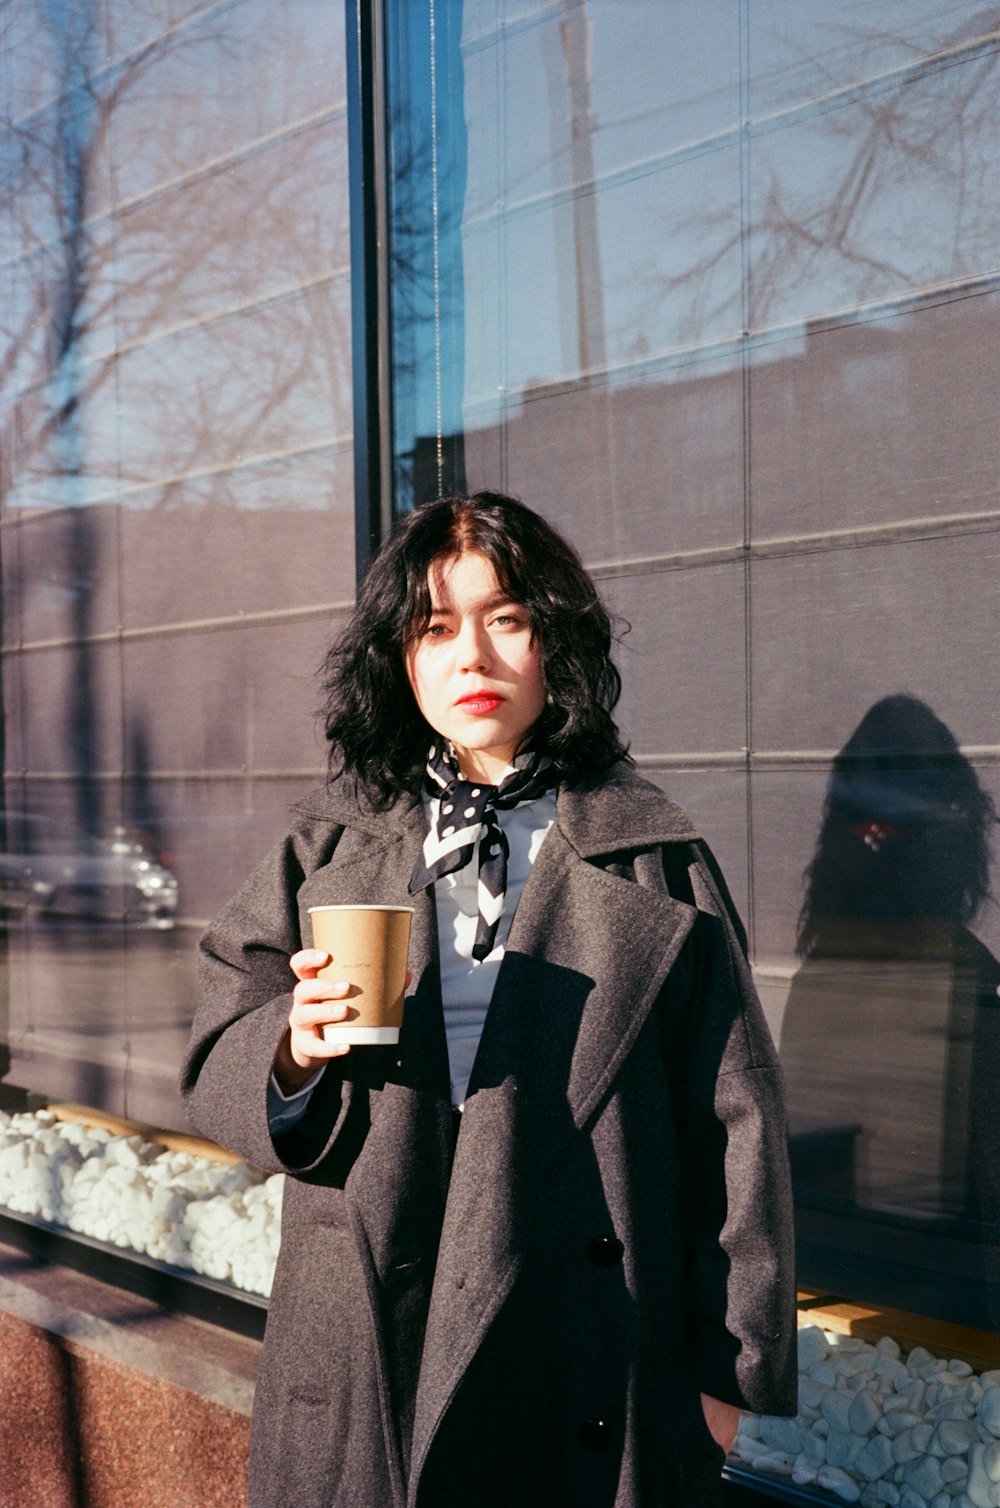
[455,694,503,714]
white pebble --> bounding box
[798,1326,830,1368]
[851,1392,885,1437]
[938,1421,978,1455]
[856,1434,895,1482]
[800,1377,827,1414]
[902,1457,944,1500]
[760,1417,802,1455]
[886,1413,926,1438]
[736,1435,772,1459]
[818,1465,863,1502]
[981,1393,1000,1439]
[967,1444,1000,1508]
[827,1431,865,1470]
[753,1450,795,1477]
[823,1391,858,1434]
[800,1432,827,1468]
[985,1443,1000,1483]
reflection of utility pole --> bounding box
[559,0,606,377]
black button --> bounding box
[579,1419,613,1451]
[587,1236,624,1268]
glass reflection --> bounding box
[1,0,352,1133]
[781,696,1000,1323]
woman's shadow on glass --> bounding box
[780,695,1000,1292]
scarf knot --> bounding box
[409,742,557,961]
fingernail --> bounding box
[333,980,349,992]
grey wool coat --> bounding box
[181,762,797,1508]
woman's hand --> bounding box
[700,1393,740,1457]
[272,948,355,1092]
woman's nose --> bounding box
[456,620,490,671]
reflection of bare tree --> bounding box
[633,17,1000,343]
[1,0,352,806]
[1,1,352,1120]
[749,24,1000,318]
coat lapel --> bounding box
[408,771,699,1491]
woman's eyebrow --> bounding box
[428,592,517,616]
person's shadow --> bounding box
[779,695,1000,1323]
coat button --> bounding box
[587,1236,624,1268]
[579,1419,613,1451]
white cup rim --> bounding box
[307,904,414,914]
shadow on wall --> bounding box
[780,695,1000,1324]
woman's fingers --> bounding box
[290,947,332,981]
[284,951,412,1074]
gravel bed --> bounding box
[736,1325,1000,1507]
[0,1107,281,1297]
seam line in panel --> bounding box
[20,750,1000,780]
[18,768,325,783]
[1,434,354,521]
[583,506,1000,579]
[4,600,354,657]
[8,268,352,404]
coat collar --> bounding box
[293,759,701,854]
[553,761,700,855]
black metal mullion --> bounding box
[345,0,393,582]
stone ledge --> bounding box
[0,1239,258,1508]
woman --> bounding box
[182,491,796,1508]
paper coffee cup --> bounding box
[307,904,413,1045]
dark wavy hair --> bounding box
[321,491,629,802]
[797,695,996,956]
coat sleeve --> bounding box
[669,841,798,1419]
[179,817,365,1179]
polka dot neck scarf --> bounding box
[409,741,558,961]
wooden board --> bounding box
[46,1103,244,1167]
[797,1291,1000,1372]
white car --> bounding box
[0,814,179,929]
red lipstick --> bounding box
[455,692,503,714]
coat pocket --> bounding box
[635,1353,725,1507]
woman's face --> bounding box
[404,550,547,785]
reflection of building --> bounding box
[2,3,1000,1502]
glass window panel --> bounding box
[2,0,354,1159]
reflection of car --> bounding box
[0,814,179,929]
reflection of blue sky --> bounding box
[2,0,349,515]
[394,0,1000,438]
